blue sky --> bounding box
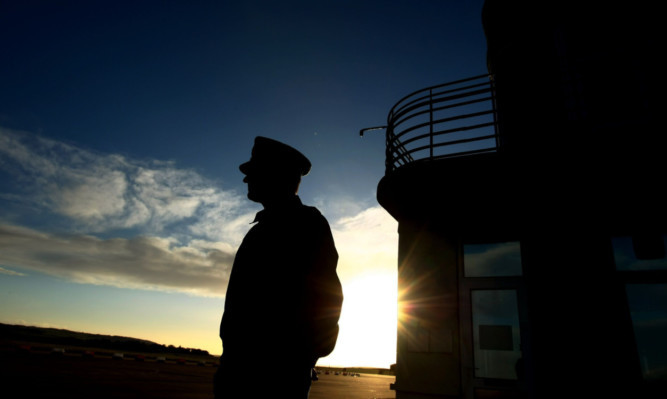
[0,0,488,368]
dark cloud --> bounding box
[0,224,234,296]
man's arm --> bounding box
[304,212,343,361]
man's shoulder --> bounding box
[295,204,332,229]
[299,203,322,216]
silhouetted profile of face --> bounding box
[243,168,300,205]
[239,137,308,205]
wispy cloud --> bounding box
[0,128,254,241]
[331,206,397,280]
[0,128,257,295]
[0,224,233,296]
[0,128,398,296]
[0,266,26,276]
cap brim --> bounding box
[239,161,253,175]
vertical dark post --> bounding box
[385,117,393,175]
[490,78,500,150]
[429,89,434,160]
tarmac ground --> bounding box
[0,346,395,398]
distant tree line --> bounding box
[0,323,210,356]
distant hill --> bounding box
[0,323,211,357]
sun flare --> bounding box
[320,272,397,368]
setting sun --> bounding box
[320,271,397,368]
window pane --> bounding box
[626,284,667,381]
[472,290,522,380]
[613,236,667,271]
[464,242,522,277]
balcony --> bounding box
[368,74,511,233]
[361,74,498,175]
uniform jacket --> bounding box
[220,196,343,366]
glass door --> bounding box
[460,241,528,399]
[471,289,523,381]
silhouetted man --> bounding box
[214,136,343,398]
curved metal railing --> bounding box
[362,74,498,174]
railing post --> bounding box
[370,74,498,175]
[490,77,500,150]
[386,113,393,174]
[429,89,434,160]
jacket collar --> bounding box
[251,195,303,224]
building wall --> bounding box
[395,222,461,397]
[378,1,664,398]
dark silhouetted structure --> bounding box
[365,1,665,398]
[215,137,343,398]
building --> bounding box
[364,1,665,398]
